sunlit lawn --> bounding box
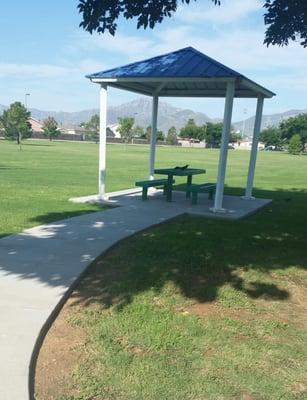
[1,138,306,237]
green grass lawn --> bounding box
[52,197,307,399]
[13,139,304,399]
[65,214,307,399]
[1,138,307,236]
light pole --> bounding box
[25,93,30,109]
[242,108,248,138]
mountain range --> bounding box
[233,109,307,136]
[1,99,306,136]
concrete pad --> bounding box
[72,189,271,221]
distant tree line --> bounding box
[79,115,241,147]
[115,116,241,147]
[179,118,240,148]
[260,113,307,154]
[2,101,305,155]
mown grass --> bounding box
[61,201,307,399]
[1,139,307,236]
[1,139,307,398]
[56,176,306,399]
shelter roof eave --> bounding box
[88,76,275,99]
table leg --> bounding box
[186,175,192,198]
[166,174,173,202]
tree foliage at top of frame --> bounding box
[78,0,220,35]
[264,0,307,47]
[78,0,307,48]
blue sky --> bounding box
[0,0,306,121]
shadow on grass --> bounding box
[0,187,306,307]
[0,208,105,239]
[0,165,23,170]
[68,186,307,309]
[23,143,54,147]
[29,208,106,226]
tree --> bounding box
[0,102,32,145]
[229,131,242,144]
[42,117,60,141]
[259,126,283,149]
[179,119,206,141]
[118,117,134,143]
[81,114,100,143]
[157,130,164,142]
[263,0,307,47]
[288,134,303,155]
[144,125,151,141]
[78,0,307,48]
[280,114,307,150]
[166,126,178,145]
[142,125,164,142]
[132,125,144,138]
[205,122,223,148]
[79,1,219,35]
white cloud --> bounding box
[0,59,107,79]
[70,31,154,62]
[176,0,262,24]
[74,59,106,73]
[150,26,307,73]
[0,63,75,78]
[257,72,307,92]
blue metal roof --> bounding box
[87,47,242,79]
[87,47,275,99]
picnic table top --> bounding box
[154,167,206,176]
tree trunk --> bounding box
[18,132,22,151]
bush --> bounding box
[288,134,303,155]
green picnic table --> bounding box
[154,167,206,202]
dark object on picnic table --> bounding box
[174,165,189,170]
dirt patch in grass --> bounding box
[34,299,86,400]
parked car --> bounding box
[228,144,235,150]
[264,145,275,151]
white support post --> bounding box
[243,96,264,200]
[149,94,159,180]
[211,81,235,212]
[98,84,108,197]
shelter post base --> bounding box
[209,207,227,213]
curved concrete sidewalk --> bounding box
[0,203,181,400]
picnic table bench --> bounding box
[188,183,216,205]
[135,178,174,201]
[154,167,206,202]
